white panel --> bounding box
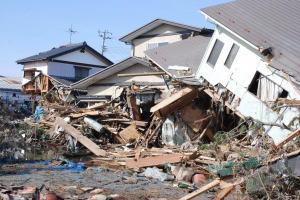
[55,49,107,66]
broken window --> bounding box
[248,72,288,104]
[224,43,239,68]
[74,66,90,80]
[207,39,224,67]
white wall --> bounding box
[55,49,107,66]
[132,24,187,58]
[0,90,31,105]
[88,63,166,96]
[196,25,300,144]
[23,62,48,84]
[47,62,102,78]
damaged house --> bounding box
[0,76,30,106]
[71,57,168,115]
[17,42,113,95]
[120,18,213,58]
[196,0,300,144]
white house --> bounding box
[17,42,113,86]
[0,76,30,107]
[196,0,300,144]
[120,19,213,58]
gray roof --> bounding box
[71,57,151,89]
[17,42,113,65]
[0,77,22,91]
[120,18,212,43]
[49,76,78,87]
[201,0,300,80]
[145,35,212,77]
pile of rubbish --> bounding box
[3,83,300,200]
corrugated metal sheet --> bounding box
[0,77,22,91]
[145,35,212,77]
[202,0,300,80]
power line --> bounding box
[98,30,112,55]
[67,25,78,44]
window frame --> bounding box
[224,43,240,68]
[74,66,91,80]
[207,39,224,68]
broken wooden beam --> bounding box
[150,87,199,117]
[126,153,185,169]
[179,179,221,200]
[117,72,166,77]
[69,111,105,118]
[214,185,234,200]
[274,128,300,149]
[55,117,106,157]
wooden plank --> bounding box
[118,124,141,144]
[55,117,106,157]
[150,87,199,117]
[118,72,166,77]
[126,153,185,169]
[179,179,221,200]
[127,93,141,121]
[69,111,106,118]
[274,128,300,148]
[214,185,234,200]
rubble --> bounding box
[1,77,299,199]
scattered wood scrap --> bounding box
[179,179,221,200]
[126,153,185,169]
[55,117,106,157]
[118,124,142,144]
[214,185,234,200]
[274,128,300,149]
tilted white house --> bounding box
[196,0,300,144]
[17,42,113,87]
[120,19,213,58]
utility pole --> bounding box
[98,30,112,55]
[67,25,78,44]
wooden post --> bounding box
[126,90,141,121]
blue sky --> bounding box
[0,0,231,77]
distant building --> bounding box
[120,19,213,58]
[0,76,30,106]
[17,42,113,94]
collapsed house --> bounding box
[17,42,113,95]
[195,0,300,144]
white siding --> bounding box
[47,62,102,78]
[88,63,166,96]
[55,49,107,66]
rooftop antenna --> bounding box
[67,25,78,44]
[98,30,112,55]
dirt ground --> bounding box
[0,160,222,200]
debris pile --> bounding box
[2,83,300,200]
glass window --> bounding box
[158,42,169,47]
[225,43,240,68]
[75,67,90,80]
[207,39,224,67]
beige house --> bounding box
[120,19,213,58]
[71,57,167,105]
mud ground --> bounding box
[0,160,221,199]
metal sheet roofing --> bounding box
[120,18,212,43]
[201,0,300,80]
[145,35,212,77]
[17,42,113,65]
[0,77,22,91]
